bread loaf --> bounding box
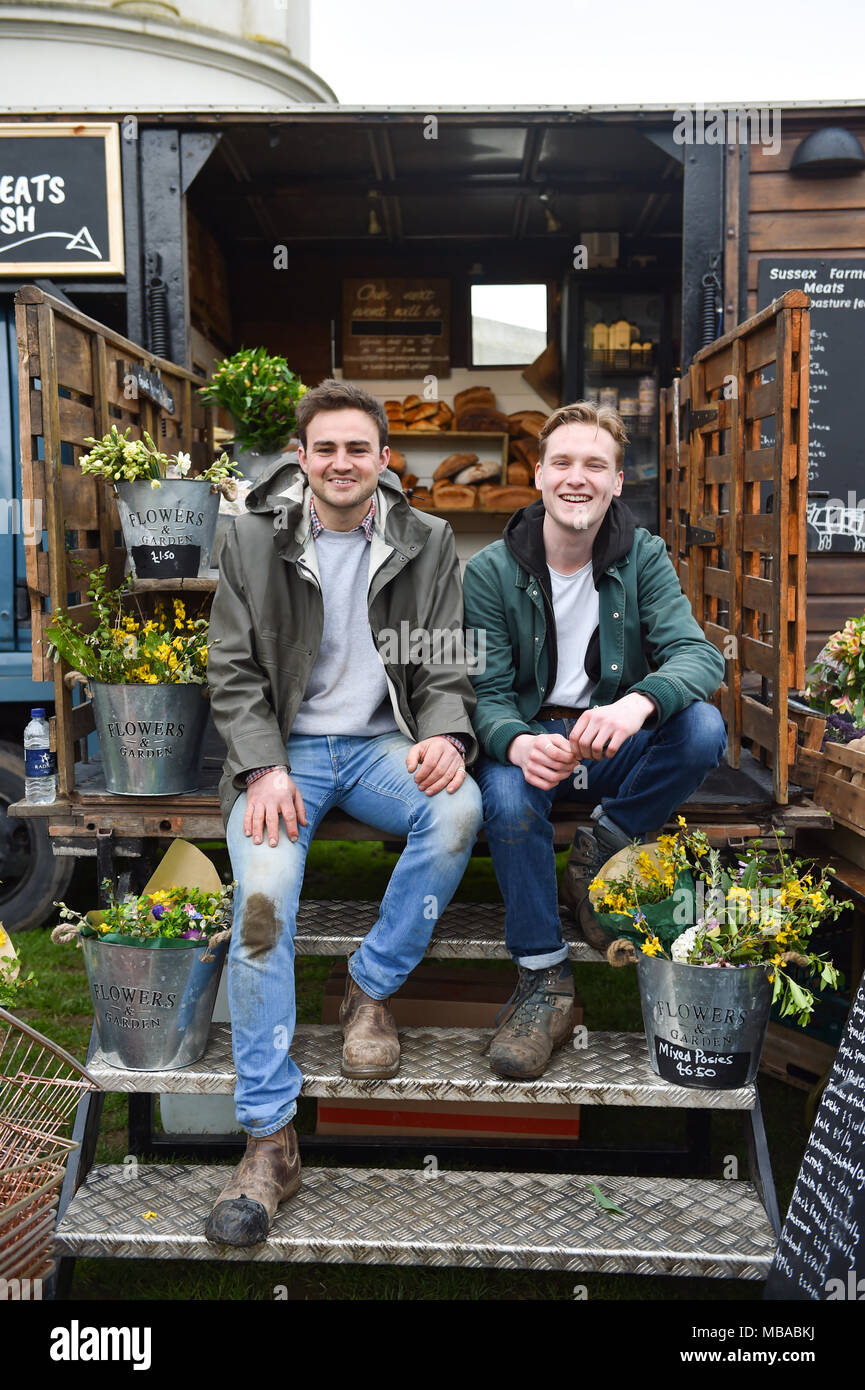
[403,394,422,410]
[433,401,454,426]
[401,472,418,490]
[455,408,509,432]
[454,386,496,413]
[388,448,406,475]
[410,487,435,511]
[432,481,477,510]
[453,460,502,485]
[406,419,440,431]
[405,401,439,422]
[433,452,478,482]
[508,410,546,439]
[510,437,540,469]
[478,485,539,511]
[506,463,531,487]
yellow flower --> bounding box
[155,642,172,661]
[676,815,688,828]
[641,936,663,957]
[809,891,827,910]
[589,877,606,894]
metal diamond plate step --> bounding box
[294,900,603,961]
[55,1164,776,1278]
[86,1025,756,1110]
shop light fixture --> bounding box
[790,127,865,177]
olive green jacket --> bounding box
[462,496,726,763]
[207,456,478,826]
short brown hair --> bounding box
[538,401,628,469]
[295,378,389,451]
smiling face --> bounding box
[297,407,389,531]
[534,420,623,541]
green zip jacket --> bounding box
[462,496,726,764]
[207,456,478,826]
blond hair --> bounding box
[537,401,628,469]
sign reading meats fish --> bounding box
[0,123,124,275]
[765,967,865,1300]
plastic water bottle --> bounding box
[24,707,56,804]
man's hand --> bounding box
[507,732,579,790]
[406,736,466,796]
[569,692,656,761]
[244,767,308,846]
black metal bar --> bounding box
[120,116,143,345]
[745,1093,782,1236]
[139,128,187,366]
[737,141,750,328]
[681,143,725,366]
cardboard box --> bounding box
[317,961,582,1140]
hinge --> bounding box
[685,523,717,546]
[683,402,719,441]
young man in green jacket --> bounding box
[463,402,727,1081]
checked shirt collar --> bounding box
[309,494,376,542]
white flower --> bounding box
[176,452,192,476]
[671,925,701,963]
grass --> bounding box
[7,840,818,1301]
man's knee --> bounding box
[677,701,727,764]
[476,759,550,837]
[421,776,483,855]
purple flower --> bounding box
[180,927,204,940]
[182,904,203,920]
[151,904,165,920]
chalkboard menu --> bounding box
[0,123,124,275]
[758,259,865,553]
[342,278,450,379]
[765,968,865,1300]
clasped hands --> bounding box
[508,692,656,791]
[244,735,465,846]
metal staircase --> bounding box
[53,901,780,1286]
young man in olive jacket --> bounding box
[204,380,482,1245]
[463,402,727,1081]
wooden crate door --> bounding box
[658,290,809,804]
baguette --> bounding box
[432,481,478,510]
[433,452,478,482]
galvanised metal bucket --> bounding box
[636,953,772,1089]
[91,682,208,796]
[115,479,220,578]
[80,934,228,1071]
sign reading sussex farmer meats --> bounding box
[0,123,124,275]
[342,278,451,379]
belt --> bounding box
[536,705,587,722]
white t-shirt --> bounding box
[545,559,600,708]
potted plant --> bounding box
[799,612,865,746]
[45,565,212,797]
[589,819,849,1089]
[52,839,234,1071]
[197,346,307,480]
[79,426,240,578]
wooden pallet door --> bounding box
[15,287,213,800]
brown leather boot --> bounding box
[204,1120,301,1247]
[487,961,576,1080]
[339,969,400,1078]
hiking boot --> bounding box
[487,960,576,1079]
[205,1120,300,1247]
[560,816,635,951]
[339,970,400,1078]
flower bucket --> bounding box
[91,681,208,796]
[115,479,220,578]
[79,932,227,1071]
[635,953,772,1089]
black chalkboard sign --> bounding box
[758,259,865,554]
[0,123,123,275]
[765,968,865,1301]
[131,545,201,579]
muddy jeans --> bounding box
[225,731,483,1137]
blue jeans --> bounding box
[226,731,483,1137]
[473,701,727,970]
